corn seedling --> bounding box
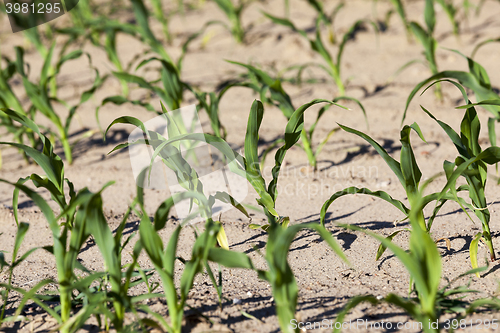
[130,0,175,64]
[319,119,480,262]
[404,49,500,146]
[332,190,498,333]
[0,110,110,332]
[420,81,500,265]
[15,46,103,164]
[102,8,203,113]
[136,192,226,333]
[105,104,260,331]
[81,184,151,331]
[263,9,378,96]
[386,0,412,39]
[408,0,441,99]
[305,0,345,45]
[212,0,248,43]
[0,54,40,161]
[206,100,349,332]
[228,61,366,170]
[0,109,158,332]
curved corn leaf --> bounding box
[320,186,409,226]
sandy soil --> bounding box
[2,0,500,332]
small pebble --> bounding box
[247,291,253,297]
[233,298,242,305]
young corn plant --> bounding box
[228,61,366,170]
[0,110,109,332]
[319,119,473,261]
[130,0,175,64]
[332,189,499,333]
[150,0,173,43]
[212,0,248,43]
[262,9,377,96]
[336,189,442,333]
[243,99,350,230]
[420,81,500,265]
[0,109,158,332]
[0,54,39,160]
[81,186,151,331]
[408,0,441,99]
[12,45,103,164]
[240,100,350,333]
[101,0,204,114]
[385,0,412,39]
[105,105,260,332]
[392,0,459,84]
[404,49,500,146]
[135,192,228,333]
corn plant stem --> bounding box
[161,273,182,333]
[112,299,125,330]
[59,284,72,328]
[61,135,73,165]
[330,64,345,96]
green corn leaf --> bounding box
[339,124,404,186]
[212,191,250,218]
[130,0,172,62]
[268,99,341,201]
[208,248,255,269]
[471,37,500,59]
[112,71,155,91]
[11,222,30,267]
[244,100,277,215]
[0,141,64,194]
[421,105,468,157]
[12,176,30,226]
[424,0,435,33]
[399,123,425,192]
[40,43,55,87]
[320,186,409,226]
[470,232,482,278]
